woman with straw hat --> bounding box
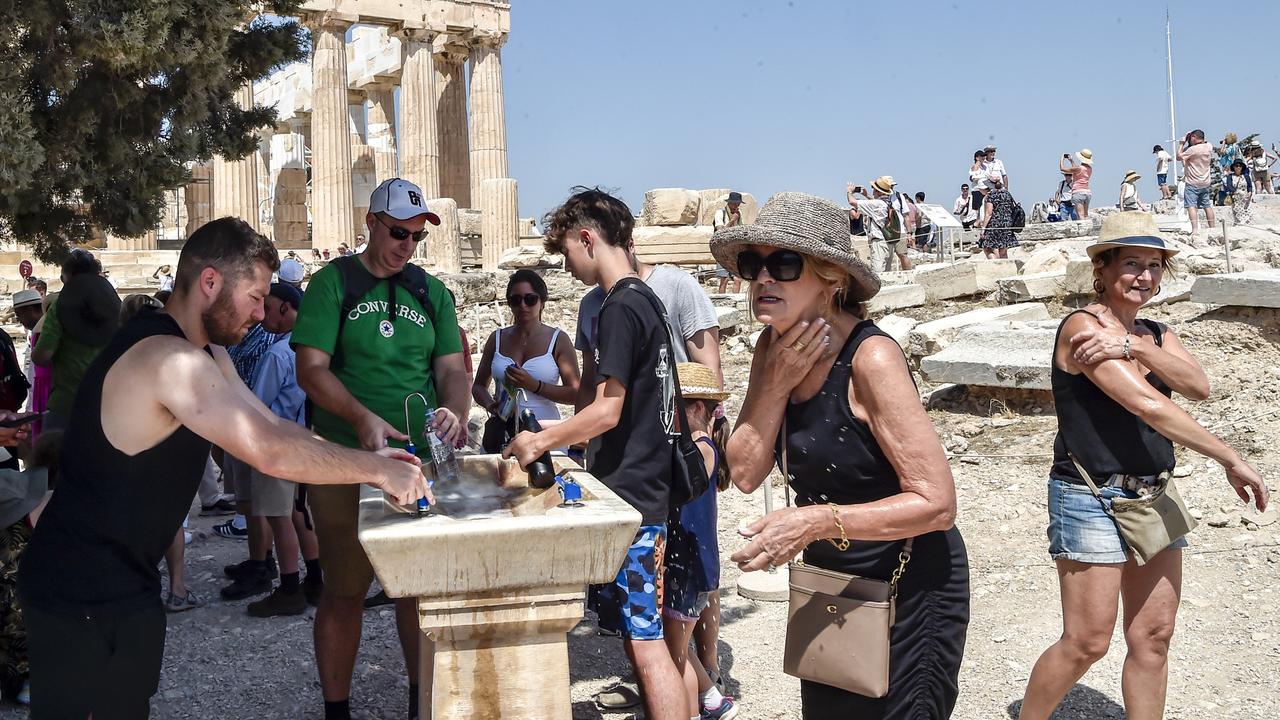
[1020,211,1268,720]
[1225,159,1254,225]
[1059,149,1094,219]
[714,192,969,718]
[1118,170,1147,212]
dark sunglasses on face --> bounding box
[736,249,805,282]
[376,214,426,242]
[507,293,541,307]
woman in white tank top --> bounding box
[472,270,581,448]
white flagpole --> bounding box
[1167,9,1185,217]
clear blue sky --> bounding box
[503,0,1280,219]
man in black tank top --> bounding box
[18,218,430,719]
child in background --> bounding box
[663,362,737,720]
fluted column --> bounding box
[433,40,470,207]
[423,197,462,272]
[468,36,509,205]
[398,29,441,198]
[309,18,355,249]
[366,84,399,182]
[212,83,261,230]
[480,178,518,271]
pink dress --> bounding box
[29,332,51,441]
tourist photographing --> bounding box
[17,217,429,718]
[472,269,580,452]
[1060,149,1094,219]
[953,184,978,229]
[847,176,912,272]
[1019,212,1269,720]
[714,192,969,718]
[1177,129,1216,233]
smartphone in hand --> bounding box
[0,412,43,429]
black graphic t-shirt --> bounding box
[591,278,674,524]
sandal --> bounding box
[594,682,641,710]
[164,589,205,613]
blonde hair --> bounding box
[807,255,869,319]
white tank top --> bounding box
[491,326,563,424]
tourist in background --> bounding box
[1214,133,1241,205]
[953,184,978,229]
[716,192,969,718]
[911,192,934,252]
[848,177,912,272]
[1020,212,1268,720]
[1118,170,1148,212]
[1054,168,1078,222]
[1250,144,1276,194]
[983,144,1008,190]
[1178,129,1217,233]
[1153,145,1173,200]
[1060,149,1094,219]
[713,192,745,294]
[472,269,580,452]
[1225,160,1254,226]
[968,150,988,221]
[979,176,1020,259]
[152,264,175,292]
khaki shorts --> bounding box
[249,468,297,518]
[869,239,903,272]
[308,483,375,597]
[224,455,254,503]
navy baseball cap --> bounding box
[269,282,303,311]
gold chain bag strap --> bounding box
[780,417,912,698]
[1068,453,1198,565]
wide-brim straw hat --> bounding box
[1123,170,1141,184]
[1077,149,1094,165]
[709,192,881,303]
[1086,211,1179,260]
[870,175,896,195]
[677,362,729,401]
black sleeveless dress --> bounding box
[777,320,970,719]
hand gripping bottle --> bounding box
[517,408,556,489]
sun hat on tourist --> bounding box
[983,144,997,152]
[278,257,306,284]
[709,192,881,302]
[1123,170,1141,184]
[1076,149,1093,165]
[368,178,442,225]
[870,176,896,195]
[677,362,730,402]
[12,289,42,310]
[1086,211,1179,260]
[727,191,744,204]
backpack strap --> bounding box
[330,256,439,370]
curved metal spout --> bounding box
[403,392,429,439]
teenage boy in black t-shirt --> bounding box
[504,187,688,720]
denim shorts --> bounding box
[1071,190,1092,205]
[1157,173,1168,186]
[1184,185,1212,209]
[1046,477,1188,564]
[589,524,666,640]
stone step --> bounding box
[866,284,926,314]
[907,303,1050,357]
[996,270,1069,303]
[1190,270,1280,308]
[914,259,1017,301]
[920,320,1059,390]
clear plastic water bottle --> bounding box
[425,409,461,486]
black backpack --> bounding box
[1010,202,1027,232]
[0,332,28,412]
[328,255,438,370]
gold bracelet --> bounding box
[826,502,850,551]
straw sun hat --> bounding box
[709,192,882,303]
[1123,170,1141,184]
[1076,149,1094,165]
[677,362,729,402]
[1086,211,1179,260]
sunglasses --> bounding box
[376,214,426,242]
[507,293,541,307]
[736,250,805,282]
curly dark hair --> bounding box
[541,186,634,254]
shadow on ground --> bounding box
[1006,683,1125,719]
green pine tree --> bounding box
[0,1,309,262]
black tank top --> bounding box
[20,313,212,613]
[1050,310,1175,484]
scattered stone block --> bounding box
[640,188,701,226]
[1020,246,1073,275]
[866,284,926,314]
[497,244,561,270]
[1147,273,1196,306]
[914,259,1016,301]
[997,271,1068,303]
[1190,270,1280,308]
[907,303,1049,357]
[877,314,918,348]
[1064,258,1094,296]
[1016,218,1102,242]
[631,226,714,265]
[920,320,1058,390]
[716,306,743,332]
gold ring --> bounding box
[792,340,807,352]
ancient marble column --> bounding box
[351,144,377,237]
[271,129,309,247]
[309,18,355,249]
[480,178,518,271]
[423,197,462,272]
[468,37,509,206]
[212,83,261,230]
[398,29,441,198]
[185,163,214,238]
[433,41,471,207]
[366,84,399,182]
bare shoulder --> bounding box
[851,334,909,377]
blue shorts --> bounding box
[1047,477,1187,564]
[1184,185,1213,209]
[1157,173,1168,187]
[589,524,666,640]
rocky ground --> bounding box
[1,276,1277,719]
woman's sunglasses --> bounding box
[736,250,805,282]
[376,214,426,242]
[507,293,541,307]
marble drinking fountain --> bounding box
[358,454,641,719]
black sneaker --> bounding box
[247,586,307,617]
[303,575,324,607]
[199,498,237,516]
[363,589,394,608]
[220,573,272,601]
[224,555,277,581]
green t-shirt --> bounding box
[33,297,106,416]
[291,261,463,450]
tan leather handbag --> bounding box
[779,420,912,698]
[1069,454,1197,565]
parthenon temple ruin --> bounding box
[114,0,523,272]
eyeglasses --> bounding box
[736,250,805,282]
[376,214,425,242]
[507,293,541,307]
